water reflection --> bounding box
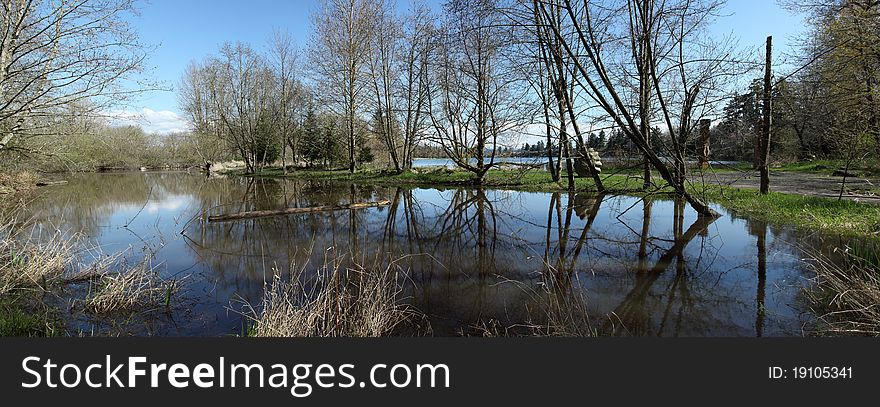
[23,172,824,336]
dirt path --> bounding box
[692,171,880,205]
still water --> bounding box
[23,171,827,336]
[411,157,744,168]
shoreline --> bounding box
[234,167,880,241]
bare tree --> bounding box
[0,0,152,155]
[366,0,403,172]
[627,0,659,189]
[531,0,604,191]
[396,4,434,171]
[183,43,278,173]
[539,0,743,216]
[269,29,304,173]
[365,1,435,173]
[310,0,377,173]
[427,0,529,184]
[179,62,226,166]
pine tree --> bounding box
[300,108,322,167]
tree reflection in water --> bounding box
[21,172,817,336]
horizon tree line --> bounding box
[0,0,876,218]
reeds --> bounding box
[534,271,597,336]
[807,245,880,336]
[246,251,422,337]
[84,258,179,315]
[0,171,37,195]
[0,222,71,295]
[1,219,182,335]
[473,267,597,337]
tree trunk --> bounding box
[759,36,773,195]
[641,121,651,189]
[348,113,356,173]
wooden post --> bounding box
[698,119,711,169]
[760,36,773,194]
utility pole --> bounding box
[760,36,773,195]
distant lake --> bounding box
[412,157,547,168]
[412,157,744,168]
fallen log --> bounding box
[208,200,392,223]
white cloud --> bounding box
[107,108,189,134]
[145,197,186,214]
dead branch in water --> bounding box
[207,200,392,222]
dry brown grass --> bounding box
[0,222,71,295]
[2,217,181,321]
[532,272,597,337]
[84,258,179,315]
[246,252,423,337]
[808,247,880,336]
[0,171,37,196]
[472,268,596,337]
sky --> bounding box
[112,0,809,134]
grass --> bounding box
[473,269,597,337]
[244,252,425,337]
[0,171,37,195]
[246,248,604,338]
[807,242,880,336]
[776,160,840,174]
[0,299,58,337]
[775,159,880,176]
[0,216,183,336]
[700,185,880,240]
[0,222,71,296]
[84,258,179,315]
[0,221,70,336]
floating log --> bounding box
[35,180,68,187]
[208,200,392,223]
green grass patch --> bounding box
[775,160,840,174]
[0,300,57,337]
[775,159,880,177]
[700,185,880,240]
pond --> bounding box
[20,171,836,336]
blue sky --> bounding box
[116,0,808,133]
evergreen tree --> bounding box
[300,108,322,166]
[320,119,341,168]
[253,114,281,165]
